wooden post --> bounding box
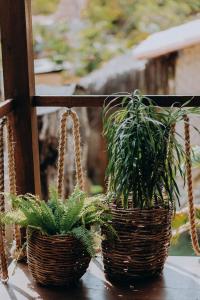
[0,0,41,196]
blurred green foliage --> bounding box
[75,26,125,76]
[84,0,200,45]
[32,0,200,76]
[34,22,71,64]
[169,231,196,256]
[77,0,200,73]
[32,0,60,15]
[90,185,103,196]
[171,208,200,255]
[172,212,188,230]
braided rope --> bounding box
[70,110,85,191]
[169,123,176,212]
[6,120,21,252]
[6,121,16,195]
[57,112,68,199]
[0,225,8,283]
[0,117,8,283]
[0,118,6,237]
[57,110,84,199]
[184,115,200,255]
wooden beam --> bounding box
[0,99,14,118]
[0,0,41,195]
[33,95,200,107]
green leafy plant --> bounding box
[171,207,200,247]
[4,187,111,257]
[103,91,200,209]
[32,0,60,15]
[33,22,70,64]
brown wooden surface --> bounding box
[0,99,14,119]
[33,95,200,108]
[0,256,199,300]
[0,0,41,196]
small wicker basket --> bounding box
[26,110,90,286]
[102,204,172,283]
[27,229,90,286]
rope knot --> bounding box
[65,108,71,115]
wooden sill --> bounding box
[0,256,200,300]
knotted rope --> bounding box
[0,118,7,236]
[0,225,8,283]
[0,116,29,283]
[169,123,176,212]
[6,119,21,253]
[0,118,8,283]
[184,115,200,255]
[57,109,84,199]
[6,120,21,253]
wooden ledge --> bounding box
[0,256,200,300]
[0,99,14,118]
[33,95,200,108]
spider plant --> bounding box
[4,187,112,257]
[103,91,200,209]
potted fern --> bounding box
[3,109,112,287]
[102,91,200,283]
[5,187,110,286]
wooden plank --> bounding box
[0,0,41,196]
[33,95,200,107]
[33,95,109,107]
[0,256,199,300]
[0,99,14,118]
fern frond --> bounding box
[71,226,95,257]
[40,201,58,234]
[60,197,84,233]
[48,187,60,212]
[3,210,27,227]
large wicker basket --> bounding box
[27,229,90,286]
[102,204,173,283]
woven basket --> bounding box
[27,229,90,286]
[102,204,173,283]
[26,110,90,286]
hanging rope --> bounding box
[0,118,7,236]
[184,114,200,255]
[57,111,68,199]
[6,119,23,259]
[6,121,16,195]
[0,226,8,283]
[0,118,8,283]
[57,109,84,199]
[169,123,176,212]
[70,110,85,191]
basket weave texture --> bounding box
[102,204,172,282]
[27,229,90,286]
